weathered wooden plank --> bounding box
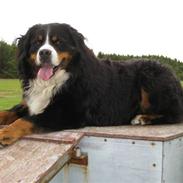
[2,123,183,142]
[70,123,183,141]
[0,132,83,183]
[0,125,84,144]
[24,131,84,144]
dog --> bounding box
[0,23,183,146]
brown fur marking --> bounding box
[0,111,18,125]
[30,53,37,61]
[132,114,162,125]
[140,114,162,121]
[140,88,150,112]
[58,52,72,62]
[38,35,43,41]
[0,119,34,145]
[52,36,58,42]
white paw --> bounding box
[131,115,148,125]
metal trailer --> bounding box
[51,125,183,183]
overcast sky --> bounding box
[1,0,183,61]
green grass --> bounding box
[0,79,22,110]
[0,79,183,111]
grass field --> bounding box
[0,79,22,110]
[0,79,183,110]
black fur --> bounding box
[14,23,183,130]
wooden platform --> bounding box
[72,122,183,141]
[1,123,183,182]
[0,131,84,183]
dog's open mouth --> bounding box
[37,65,59,81]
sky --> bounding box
[1,0,183,61]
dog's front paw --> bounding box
[0,129,19,147]
[0,119,34,148]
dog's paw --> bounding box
[131,115,151,125]
[0,119,34,148]
[0,129,19,147]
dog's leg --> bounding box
[131,114,162,125]
[131,88,163,125]
[0,111,19,125]
[0,102,28,125]
[0,118,34,147]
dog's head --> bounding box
[17,23,87,80]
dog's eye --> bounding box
[53,39,60,45]
[35,35,44,45]
[55,40,60,45]
[36,40,43,45]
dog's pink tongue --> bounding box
[38,66,53,80]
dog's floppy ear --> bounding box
[66,24,95,60]
[16,24,40,60]
[16,35,29,60]
[16,25,40,80]
[67,25,86,49]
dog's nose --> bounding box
[39,49,51,57]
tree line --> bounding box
[0,41,17,78]
[0,40,183,80]
[98,52,183,80]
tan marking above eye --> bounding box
[52,36,58,42]
[35,35,44,45]
[38,35,43,41]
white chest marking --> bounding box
[25,70,70,115]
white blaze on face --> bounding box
[36,32,60,66]
[36,32,61,81]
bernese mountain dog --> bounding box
[0,23,183,146]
